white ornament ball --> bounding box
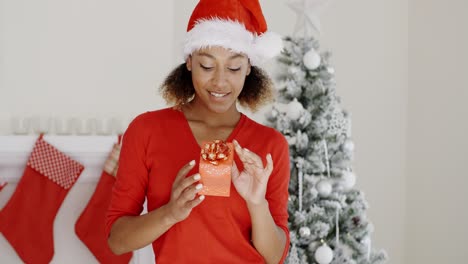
[316,180,332,197]
[314,244,334,264]
[343,140,355,152]
[341,171,356,190]
[303,48,321,70]
[286,98,304,120]
[299,226,311,238]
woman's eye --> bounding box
[228,67,241,72]
[200,64,213,70]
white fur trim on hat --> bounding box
[251,31,284,66]
[183,18,283,66]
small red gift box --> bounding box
[198,140,233,197]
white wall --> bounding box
[407,0,468,263]
[0,0,410,263]
[0,0,175,134]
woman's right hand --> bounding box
[165,160,205,224]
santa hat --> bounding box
[183,0,283,66]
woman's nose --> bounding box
[212,68,228,88]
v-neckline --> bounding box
[174,107,246,150]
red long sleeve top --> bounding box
[106,107,290,263]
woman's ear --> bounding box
[246,64,251,76]
[186,55,192,71]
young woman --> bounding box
[106,1,290,263]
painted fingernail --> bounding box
[195,183,203,190]
[194,174,201,180]
[189,160,195,166]
[199,195,205,201]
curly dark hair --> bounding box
[160,63,275,112]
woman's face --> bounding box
[186,46,251,114]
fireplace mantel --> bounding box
[0,135,117,183]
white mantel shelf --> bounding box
[0,135,119,183]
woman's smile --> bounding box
[209,91,231,98]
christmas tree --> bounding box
[264,1,388,263]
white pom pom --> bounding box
[251,31,283,66]
[315,244,334,264]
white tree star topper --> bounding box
[287,0,333,37]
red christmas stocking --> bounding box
[0,134,84,264]
[75,139,132,264]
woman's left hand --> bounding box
[231,140,273,205]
